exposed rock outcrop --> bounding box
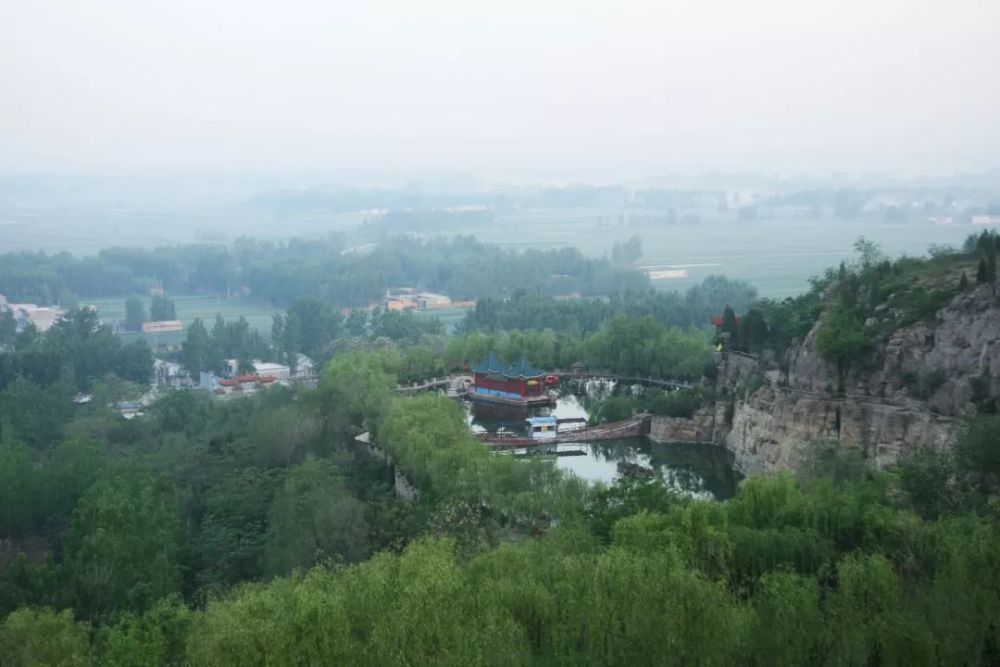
[651,283,1000,475]
[649,409,715,444]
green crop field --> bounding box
[471,212,977,298]
[416,306,471,333]
[85,294,471,346]
[85,294,281,347]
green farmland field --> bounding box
[85,294,282,347]
[416,306,470,333]
[85,295,472,345]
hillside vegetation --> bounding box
[1,234,999,664]
[1,343,999,664]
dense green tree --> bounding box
[816,306,872,383]
[64,473,184,619]
[0,308,16,348]
[0,607,91,667]
[611,235,643,265]
[0,376,75,448]
[0,307,149,395]
[115,339,153,385]
[317,350,397,435]
[460,276,758,336]
[344,308,368,337]
[748,572,822,665]
[45,308,122,390]
[125,295,146,331]
[0,438,40,537]
[686,276,758,326]
[180,318,215,378]
[185,568,356,665]
[194,467,280,594]
[264,456,370,575]
[150,295,176,321]
[895,447,958,519]
[0,554,64,619]
[371,308,444,343]
[154,389,213,435]
[825,553,905,665]
[719,305,739,347]
[97,596,192,667]
[442,316,712,382]
[955,414,1000,495]
[287,297,342,360]
[589,395,636,424]
[275,310,302,372]
[738,308,769,352]
[38,437,108,523]
[853,235,883,270]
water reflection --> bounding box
[462,382,740,500]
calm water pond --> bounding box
[464,380,740,500]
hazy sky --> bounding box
[3,0,999,178]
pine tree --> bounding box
[150,295,176,321]
[958,271,969,291]
[977,259,989,284]
[124,295,146,332]
[720,306,740,350]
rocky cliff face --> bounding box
[651,283,1000,475]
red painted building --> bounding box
[470,352,551,406]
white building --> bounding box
[253,361,291,381]
[221,359,291,381]
[142,320,184,333]
[154,360,188,388]
[294,353,316,378]
[3,303,64,332]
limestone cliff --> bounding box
[651,283,1000,475]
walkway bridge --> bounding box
[396,375,471,396]
[395,370,692,395]
[477,414,651,450]
[553,369,693,391]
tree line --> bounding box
[124,295,177,331]
[0,235,648,308]
[459,275,758,336]
[0,308,152,447]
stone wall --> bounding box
[356,432,421,502]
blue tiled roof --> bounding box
[472,351,506,374]
[472,352,545,379]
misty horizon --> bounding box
[4,0,1000,177]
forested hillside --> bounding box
[1,234,999,665]
[2,342,999,664]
